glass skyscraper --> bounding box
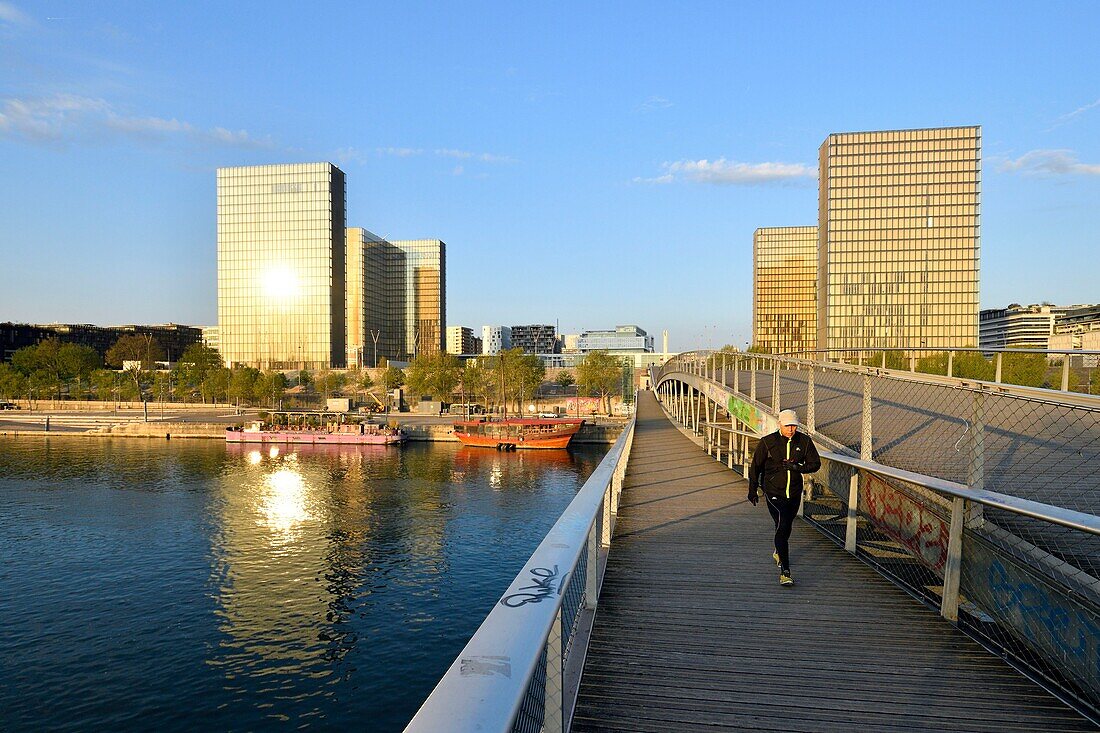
[753,226,818,354]
[217,162,347,369]
[389,239,445,359]
[817,127,980,352]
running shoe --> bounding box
[772,551,781,568]
[779,569,794,586]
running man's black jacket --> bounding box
[749,431,821,500]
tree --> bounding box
[0,364,26,400]
[106,334,166,398]
[91,369,118,402]
[253,370,288,407]
[1001,352,1046,388]
[405,352,463,402]
[314,369,347,401]
[381,365,405,390]
[10,339,100,400]
[576,350,624,415]
[201,368,229,405]
[555,370,576,390]
[515,353,546,412]
[462,359,490,408]
[174,343,224,402]
[152,372,173,403]
[954,352,994,381]
[1091,368,1100,395]
[228,366,260,405]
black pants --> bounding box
[764,492,802,570]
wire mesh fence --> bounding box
[656,353,1100,718]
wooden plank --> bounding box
[570,391,1095,732]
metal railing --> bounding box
[405,414,636,733]
[655,356,1100,720]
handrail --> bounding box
[704,422,1100,537]
[405,414,636,733]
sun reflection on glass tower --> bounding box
[817,127,980,353]
[217,163,347,369]
[753,226,818,354]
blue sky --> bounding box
[1,1,1098,351]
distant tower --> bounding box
[662,330,669,354]
[817,126,980,352]
[217,162,346,369]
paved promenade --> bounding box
[570,390,1093,732]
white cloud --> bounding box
[0,93,273,148]
[375,146,424,157]
[1057,98,1100,124]
[636,95,673,112]
[435,148,516,163]
[998,149,1100,176]
[0,1,31,24]
[634,158,815,185]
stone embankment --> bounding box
[3,419,625,444]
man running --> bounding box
[747,409,821,586]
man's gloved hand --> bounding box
[747,488,759,506]
[782,459,799,471]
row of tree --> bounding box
[0,336,633,412]
[402,348,629,415]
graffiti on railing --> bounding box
[726,395,768,434]
[861,472,948,572]
[962,540,1100,695]
[500,565,566,608]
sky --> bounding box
[1,1,1098,352]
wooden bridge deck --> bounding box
[571,391,1094,732]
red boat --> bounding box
[452,418,584,450]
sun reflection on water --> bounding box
[259,465,313,534]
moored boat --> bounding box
[452,418,584,450]
[226,412,406,445]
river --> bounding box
[0,437,608,731]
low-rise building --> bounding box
[577,325,654,353]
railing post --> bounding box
[543,609,564,733]
[727,431,734,469]
[1061,355,1071,392]
[967,391,986,528]
[941,496,966,623]
[881,351,887,369]
[771,361,780,412]
[861,374,873,461]
[845,471,859,553]
[585,509,600,610]
[947,350,955,378]
[733,356,740,394]
[995,352,1003,383]
[909,354,916,372]
[806,367,816,433]
[750,358,757,402]
[721,354,727,386]
[741,435,750,480]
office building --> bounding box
[346,227,392,367]
[481,326,512,354]
[217,162,346,369]
[817,127,980,352]
[447,326,478,355]
[1,322,202,364]
[979,304,1066,350]
[753,227,818,354]
[512,324,559,354]
[201,326,219,354]
[561,333,580,353]
[390,239,446,359]
[577,325,654,352]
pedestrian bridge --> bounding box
[407,351,1100,732]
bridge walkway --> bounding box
[570,390,1094,732]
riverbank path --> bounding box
[570,390,1094,732]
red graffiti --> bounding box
[861,472,949,572]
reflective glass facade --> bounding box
[389,239,445,359]
[346,228,389,367]
[817,127,980,352]
[753,226,818,354]
[217,163,346,369]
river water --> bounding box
[0,437,608,731]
